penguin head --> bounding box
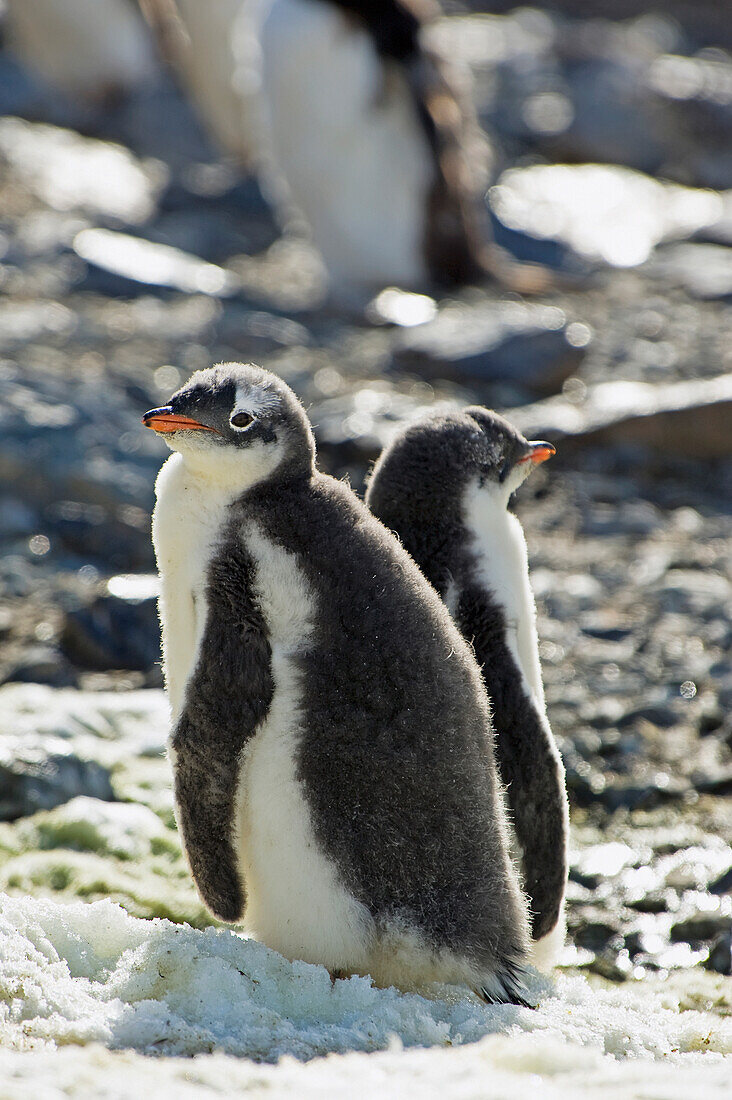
[463,406,555,500]
[142,362,315,488]
[368,405,554,514]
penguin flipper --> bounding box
[171,532,274,923]
[457,586,569,944]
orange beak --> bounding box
[142,407,218,434]
[517,441,556,466]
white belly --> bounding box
[234,523,373,969]
[464,483,546,712]
[260,0,433,289]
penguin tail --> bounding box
[477,959,536,1010]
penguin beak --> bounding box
[142,407,218,434]
[517,441,556,466]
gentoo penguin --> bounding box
[141,0,266,167]
[144,362,532,1004]
[5,0,157,103]
[259,0,488,291]
[366,408,569,970]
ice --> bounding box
[0,893,729,1097]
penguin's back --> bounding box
[240,472,528,972]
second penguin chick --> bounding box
[145,363,531,1004]
[366,408,569,969]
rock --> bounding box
[0,735,114,821]
[391,301,585,395]
[508,373,732,460]
[2,646,77,688]
[693,768,732,797]
[0,117,165,222]
[709,867,732,895]
[650,243,732,300]
[627,892,671,914]
[489,164,723,268]
[60,575,160,675]
[73,228,238,298]
[571,908,622,952]
[703,931,732,975]
[671,913,732,943]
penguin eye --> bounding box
[230,411,255,431]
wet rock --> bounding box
[693,768,732,797]
[627,892,671,914]
[2,646,76,689]
[46,501,153,573]
[391,301,585,395]
[0,359,160,525]
[709,867,732,895]
[650,243,732,300]
[571,908,622,952]
[671,913,732,943]
[60,576,160,676]
[508,374,732,460]
[0,117,165,223]
[703,931,732,976]
[0,736,114,821]
[489,164,723,269]
[73,229,238,298]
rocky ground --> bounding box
[0,0,730,1031]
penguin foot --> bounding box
[329,968,347,986]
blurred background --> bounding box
[0,0,729,992]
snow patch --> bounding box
[0,892,729,1099]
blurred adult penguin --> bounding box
[367,407,569,970]
[259,0,490,291]
[141,0,266,166]
[5,0,158,102]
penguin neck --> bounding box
[462,478,546,713]
[166,441,307,498]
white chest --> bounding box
[463,483,545,711]
[260,0,433,289]
[152,454,237,723]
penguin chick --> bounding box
[259,0,489,292]
[144,362,531,1004]
[366,408,569,970]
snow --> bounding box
[0,894,729,1098]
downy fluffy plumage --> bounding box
[147,362,531,1003]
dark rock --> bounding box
[709,867,732,895]
[671,913,732,943]
[618,703,678,729]
[588,953,630,982]
[59,576,160,673]
[692,768,732,796]
[391,302,585,396]
[571,909,622,952]
[3,646,77,688]
[45,500,154,573]
[627,892,670,914]
[703,931,732,976]
[508,374,732,460]
[0,737,114,821]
